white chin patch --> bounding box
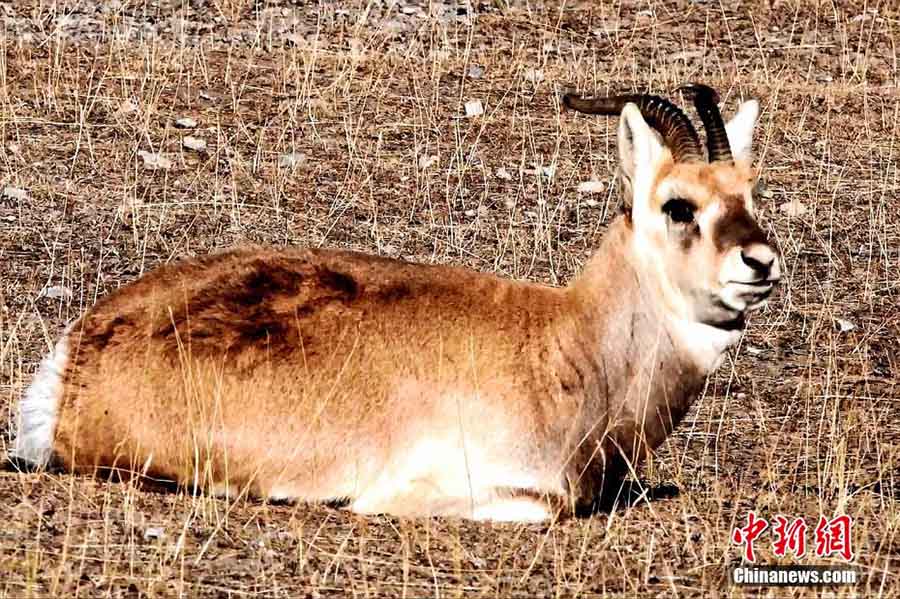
[717,249,773,313]
[719,282,773,313]
[718,285,749,313]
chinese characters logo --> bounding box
[732,512,854,563]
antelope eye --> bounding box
[662,198,696,224]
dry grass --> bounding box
[0,0,897,596]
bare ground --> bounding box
[0,0,898,596]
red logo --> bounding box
[732,511,769,562]
[731,513,854,563]
[814,515,854,561]
[772,516,807,558]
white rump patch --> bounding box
[10,326,71,468]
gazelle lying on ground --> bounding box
[10,84,779,522]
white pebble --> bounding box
[779,199,807,217]
[2,186,27,201]
[143,527,166,541]
[835,318,855,333]
[418,155,438,169]
[182,136,207,151]
[41,285,72,300]
[523,68,544,84]
[175,117,197,129]
[114,100,137,117]
[464,99,484,117]
[577,180,605,194]
[278,152,307,168]
[138,151,173,170]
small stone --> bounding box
[835,318,855,333]
[496,167,513,181]
[523,68,544,84]
[746,345,765,355]
[182,136,207,151]
[114,99,137,117]
[464,209,477,217]
[464,99,484,117]
[174,117,197,129]
[669,50,705,62]
[779,199,807,217]
[42,285,72,300]
[2,186,27,200]
[418,155,438,169]
[278,152,306,169]
[144,527,166,541]
[525,164,555,179]
[467,65,484,79]
[577,180,605,194]
[138,151,173,170]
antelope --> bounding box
[9,84,779,522]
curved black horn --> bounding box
[678,84,733,163]
[562,92,703,163]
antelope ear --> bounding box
[618,103,665,211]
[725,99,760,163]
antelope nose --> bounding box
[741,244,778,280]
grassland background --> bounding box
[0,0,897,596]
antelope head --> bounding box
[564,84,780,333]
